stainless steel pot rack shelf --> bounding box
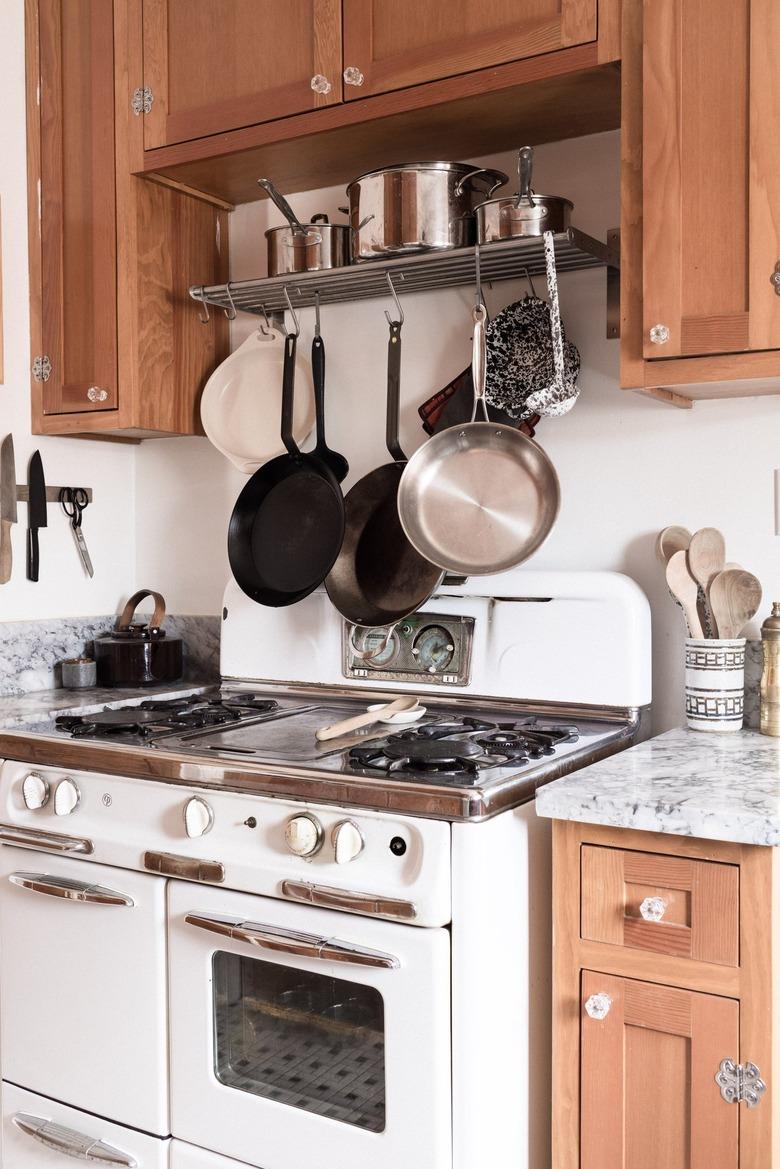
[190,227,621,337]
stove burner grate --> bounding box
[56,692,280,741]
[346,714,580,778]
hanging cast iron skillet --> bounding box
[325,314,443,646]
[228,331,345,607]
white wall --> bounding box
[0,0,135,621]
[136,130,780,731]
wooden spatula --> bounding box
[316,696,419,742]
[666,549,704,637]
[708,569,762,639]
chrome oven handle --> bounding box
[13,1112,138,1165]
[0,823,93,854]
[281,879,417,921]
[184,912,400,969]
[9,872,134,907]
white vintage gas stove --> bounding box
[0,570,650,1169]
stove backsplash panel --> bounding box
[0,614,220,695]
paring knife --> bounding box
[27,450,47,582]
[0,435,17,584]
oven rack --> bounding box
[190,227,620,337]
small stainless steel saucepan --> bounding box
[259,178,352,276]
[475,146,573,243]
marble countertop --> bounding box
[536,727,780,847]
[0,683,210,731]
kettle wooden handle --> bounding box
[117,589,166,631]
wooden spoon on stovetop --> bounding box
[708,569,762,639]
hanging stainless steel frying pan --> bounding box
[397,302,560,575]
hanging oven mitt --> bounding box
[485,231,581,421]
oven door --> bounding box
[168,882,451,1169]
[0,846,169,1134]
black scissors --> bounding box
[59,488,94,577]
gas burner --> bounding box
[55,692,283,743]
[216,695,280,713]
[409,717,495,739]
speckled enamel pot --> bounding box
[685,638,746,733]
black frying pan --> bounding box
[325,316,442,640]
[228,331,345,607]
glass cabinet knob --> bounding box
[310,74,332,95]
[584,992,613,1021]
[639,895,668,922]
[87,386,108,402]
[649,323,670,345]
[343,66,365,87]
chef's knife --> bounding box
[0,435,17,584]
[27,450,47,582]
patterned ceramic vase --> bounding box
[685,638,746,732]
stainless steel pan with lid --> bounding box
[259,179,352,276]
[475,146,573,243]
[346,161,508,262]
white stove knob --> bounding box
[184,797,214,838]
[22,772,50,810]
[332,820,364,864]
[285,814,323,857]
[54,777,80,816]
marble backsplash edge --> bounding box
[0,614,221,695]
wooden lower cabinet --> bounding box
[552,821,778,1168]
[581,971,739,1169]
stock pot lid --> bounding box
[347,161,508,191]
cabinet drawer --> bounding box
[581,845,739,967]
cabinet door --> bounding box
[581,972,739,1169]
[642,0,780,359]
[341,0,597,99]
[37,0,118,415]
[142,0,343,149]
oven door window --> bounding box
[212,951,386,1133]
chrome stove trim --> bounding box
[0,705,645,822]
[281,879,417,920]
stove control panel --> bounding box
[343,612,474,685]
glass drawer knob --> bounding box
[310,74,332,95]
[87,386,108,402]
[640,895,668,922]
[649,323,670,345]
[584,992,612,1020]
[343,66,365,87]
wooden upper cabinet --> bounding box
[642,0,780,361]
[341,0,598,99]
[581,972,739,1169]
[141,0,343,149]
[38,0,118,416]
[27,0,228,439]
